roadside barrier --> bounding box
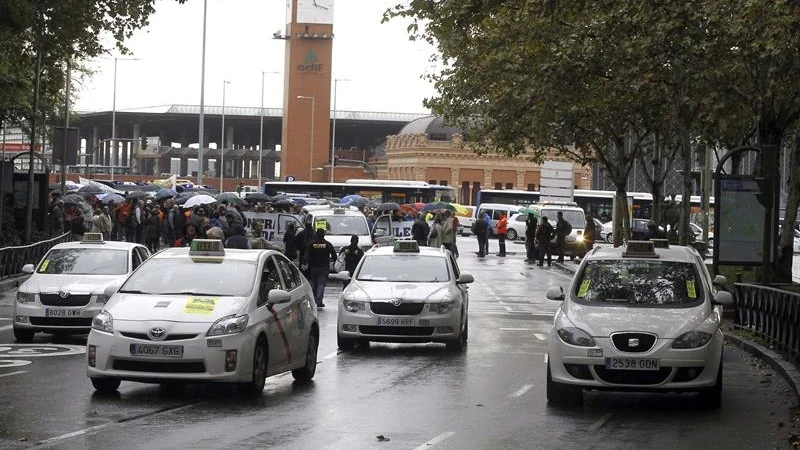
[734,283,800,363]
[0,232,71,279]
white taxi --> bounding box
[86,240,319,395]
[337,241,474,351]
[13,233,151,342]
[545,240,733,407]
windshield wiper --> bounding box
[117,289,151,294]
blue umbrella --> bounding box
[97,193,125,205]
[155,188,178,201]
[340,194,362,205]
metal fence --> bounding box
[0,232,71,279]
[734,283,800,363]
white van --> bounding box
[475,203,523,236]
[523,202,588,258]
[299,205,374,256]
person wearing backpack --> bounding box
[554,211,572,264]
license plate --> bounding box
[45,308,82,317]
[377,316,416,326]
[129,344,184,358]
[605,357,660,371]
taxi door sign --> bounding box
[184,297,218,315]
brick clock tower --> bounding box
[280,0,334,182]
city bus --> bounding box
[474,188,654,220]
[262,179,457,204]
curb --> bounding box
[724,332,800,403]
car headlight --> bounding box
[207,315,249,336]
[92,294,110,304]
[342,300,366,312]
[16,292,35,303]
[672,331,713,349]
[92,311,114,333]
[429,301,455,314]
[556,327,595,347]
[575,234,584,242]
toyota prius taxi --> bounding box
[337,241,474,351]
[86,239,320,395]
[545,240,734,407]
[13,233,150,342]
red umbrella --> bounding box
[414,202,425,211]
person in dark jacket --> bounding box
[535,216,554,266]
[225,224,250,249]
[303,228,337,307]
[583,214,597,255]
[411,215,430,247]
[283,222,299,262]
[473,214,489,257]
[338,235,364,286]
[554,211,572,263]
[525,214,538,262]
[174,222,199,247]
[143,207,161,253]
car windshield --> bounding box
[574,260,703,306]
[38,248,128,275]
[540,210,586,228]
[316,215,368,236]
[356,255,450,282]
[119,258,257,297]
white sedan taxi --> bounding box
[86,239,319,395]
[337,241,474,351]
[13,233,150,342]
[545,240,733,407]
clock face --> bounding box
[296,0,334,24]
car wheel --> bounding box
[446,316,468,352]
[238,337,267,396]
[506,229,518,241]
[605,234,614,244]
[292,331,318,382]
[13,326,34,343]
[357,339,371,351]
[91,377,121,394]
[698,361,722,409]
[546,360,582,406]
[337,333,355,351]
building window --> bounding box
[461,181,470,205]
[505,183,513,189]
[428,179,436,185]
[472,181,480,205]
[527,184,536,191]
[494,182,502,189]
[440,180,447,186]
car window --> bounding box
[38,248,129,275]
[356,255,450,282]
[449,254,460,279]
[492,210,504,220]
[120,258,257,297]
[275,255,301,291]
[314,215,368,236]
[540,209,586,228]
[574,260,703,306]
[132,250,142,270]
[258,257,283,306]
[137,246,151,261]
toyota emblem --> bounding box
[628,338,640,348]
[390,298,403,307]
[148,327,167,341]
[58,290,70,299]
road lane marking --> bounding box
[588,413,614,431]
[319,351,338,362]
[0,318,11,321]
[509,384,533,398]
[499,327,531,331]
[534,333,547,341]
[412,431,456,450]
[0,370,27,378]
[0,324,12,332]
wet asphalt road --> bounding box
[0,237,798,450]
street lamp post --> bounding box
[110,56,140,183]
[258,71,279,189]
[197,0,208,185]
[220,80,230,193]
[331,78,349,183]
[297,95,315,181]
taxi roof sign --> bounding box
[650,238,670,249]
[622,240,659,258]
[81,232,105,244]
[393,240,420,253]
[189,239,225,258]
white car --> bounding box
[13,233,151,342]
[505,212,528,241]
[545,240,734,407]
[794,229,800,253]
[86,240,319,395]
[337,240,474,351]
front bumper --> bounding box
[338,302,462,344]
[547,331,724,391]
[86,323,256,383]
[14,301,103,333]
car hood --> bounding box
[20,273,126,295]
[106,294,247,323]
[350,281,451,302]
[564,301,710,339]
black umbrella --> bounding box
[349,197,369,208]
[271,199,294,209]
[245,193,270,203]
[421,201,456,212]
[62,193,84,205]
[375,202,401,212]
[76,185,105,196]
[126,191,149,199]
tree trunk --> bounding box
[778,137,799,280]
[678,123,692,246]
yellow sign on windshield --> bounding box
[577,280,591,297]
[686,281,697,299]
[39,260,49,273]
[184,297,218,315]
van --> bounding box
[241,210,303,251]
[524,202,588,258]
[457,205,477,236]
[299,205,374,269]
[475,203,523,236]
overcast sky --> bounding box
[73,0,438,115]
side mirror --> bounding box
[713,290,734,308]
[374,234,394,244]
[21,264,35,274]
[456,272,474,284]
[104,282,122,299]
[267,289,292,305]
[546,285,565,301]
[373,228,387,238]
